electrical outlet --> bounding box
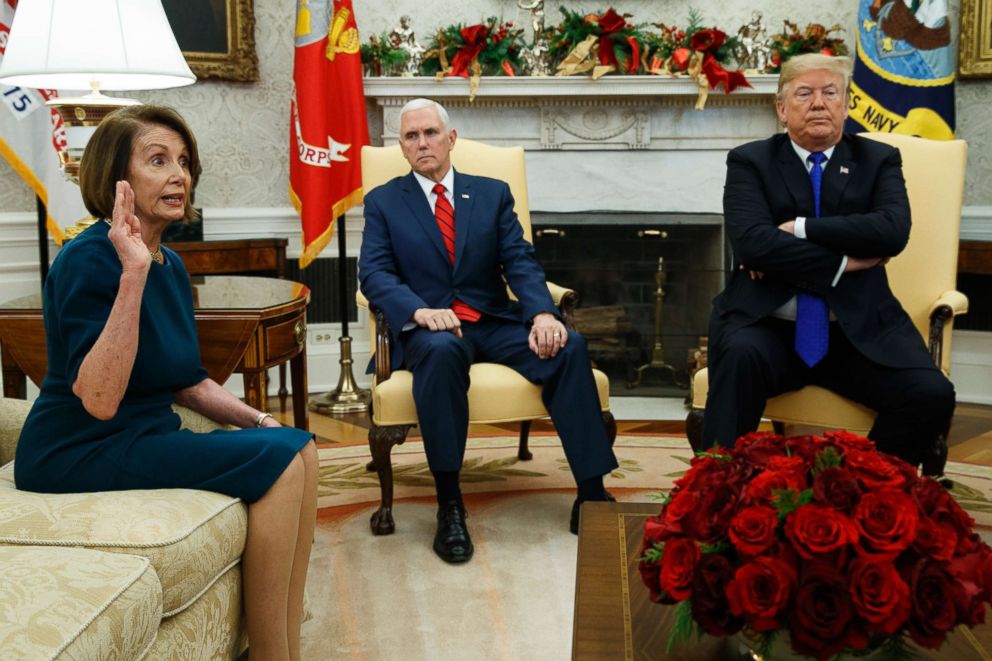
[311,331,334,345]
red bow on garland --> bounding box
[449,23,489,77]
[593,8,639,73]
[690,29,750,93]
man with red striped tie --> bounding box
[359,99,618,563]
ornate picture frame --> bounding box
[162,0,259,82]
[959,0,992,78]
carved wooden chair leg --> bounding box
[602,410,617,446]
[685,409,705,453]
[368,422,411,535]
[518,420,533,460]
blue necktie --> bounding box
[795,152,829,367]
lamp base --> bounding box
[309,336,370,414]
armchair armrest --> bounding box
[354,290,393,382]
[546,281,578,329]
[927,289,969,371]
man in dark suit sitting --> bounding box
[359,98,618,563]
[702,54,954,465]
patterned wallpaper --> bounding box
[1,0,990,212]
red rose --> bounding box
[785,504,858,559]
[822,430,875,453]
[912,516,956,562]
[691,554,744,636]
[812,466,862,513]
[913,478,976,554]
[660,488,698,538]
[950,550,992,625]
[642,514,669,546]
[845,449,907,491]
[742,468,806,507]
[784,434,824,464]
[765,454,808,474]
[596,8,626,33]
[905,559,964,648]
[687,483,741,543]
[789,562,866,660]
[689,28,726,53]
[848,555,912,634]
[726,555,797,631]
[854,489,918,555]
[735,431,785,467]
[729,505,779,557]
[658,538,698,602]
[638,554,663,602]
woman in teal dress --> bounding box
[15,105,317,661]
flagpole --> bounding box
[309,213,370,414]
[36,195,49,287]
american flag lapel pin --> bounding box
[839,166,849,174]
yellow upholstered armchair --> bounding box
[356,139,615,535]
[687,133,968,479]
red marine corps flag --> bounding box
[290,0,369,268]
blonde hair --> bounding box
[79,105,201,222]
[777,54,853,101]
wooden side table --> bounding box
[167,238,293,410]
[0,275,311,431]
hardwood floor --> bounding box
[270,397,992,467]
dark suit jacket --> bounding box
[359,169,557,369]
[711,133,932,369]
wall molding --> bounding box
[961,206,992,242]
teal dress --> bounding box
[14,221,313,503]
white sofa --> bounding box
[0,398,247,660]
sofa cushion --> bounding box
[0,464,247,616]
[0,398,32,467]
[0,545,160,660]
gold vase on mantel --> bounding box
[50,92,139,240]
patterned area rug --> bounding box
[302,436,992,660]
[316,434,992,525]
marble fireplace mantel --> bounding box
[363,75,783,215]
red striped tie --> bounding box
[433,183,481,322]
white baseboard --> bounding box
[951,330,992,405]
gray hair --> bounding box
[399,98,451,129]
[777,53,853,101]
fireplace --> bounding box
[532,212,725,394]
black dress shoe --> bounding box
[433,501,474,563]
[570,490,616,535]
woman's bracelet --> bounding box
[254,412,273,428]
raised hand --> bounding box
[108,180,151,273]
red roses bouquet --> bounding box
[639,431,992,660]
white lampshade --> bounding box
[0,0,195,91]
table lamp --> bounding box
[0,0,196,236]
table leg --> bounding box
[2,344,27,399]
[278,363,288,413]
[291,347,309,431]
[242,369,267,414]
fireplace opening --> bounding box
[533,212,728,397]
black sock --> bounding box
[576,475,605,503]
[433,471,462,506]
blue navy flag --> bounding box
[846,0,955,140]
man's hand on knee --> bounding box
[529,312,566,359]
[413,308,463,338]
